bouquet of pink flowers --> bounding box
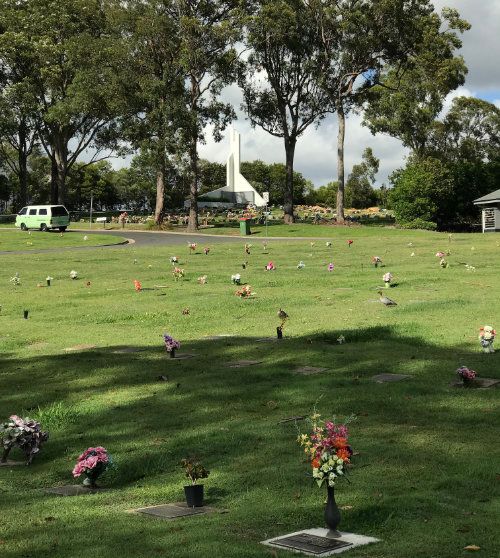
[456,366,476,381]
[189,243,197,252]
[265,261,276,271]
[163,333,181,352]
[72,446,111,487]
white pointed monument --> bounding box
[196,127,266,208]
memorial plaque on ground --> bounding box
[64,344,96,352]
[227,360,262,368]
[451,377,500,389]
[372,373,411,383]
[295,366,329,375]
[46,485,106,496]
[262,529,381,557]
[0,460,24,467]
[133,502,223,520]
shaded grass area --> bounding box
[0,230,499,557]
[0,229,127,251]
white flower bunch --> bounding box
[297,261,305,269]
[312,452,345,487]
[70,270,78,280]
[465,264,476,272]
[231,274,241,285]
[10,273,20,286]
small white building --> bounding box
[193,127,266,209]
[474,189,500,232]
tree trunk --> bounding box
[50,155,58,204]
[336,101,345,223]
[52,137,68,205]
[187,137,199,232]
[154,166,166,225]
[283,137,296,224]
[18,121,29,206]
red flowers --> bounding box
[347,240,353,246]
[133,280,142,291]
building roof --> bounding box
[474,189,500,205]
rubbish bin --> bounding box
[239,218,251,236]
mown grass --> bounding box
[0,229,126,251]
[0,228,499,558]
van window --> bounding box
[51,206,69,217]
[29,209,37,215]
[39,208,47,215]
[18,207,27,215]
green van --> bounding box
[15,205,70,232]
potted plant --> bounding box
[180,458,210,507]
[163,333,181,358]
[298,414,355,536]
[0,415,49,465]
[456,366,476,388]
[72,446,112,488]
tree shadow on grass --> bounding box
[0,326,498,557]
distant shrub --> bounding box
[398,219,437,231]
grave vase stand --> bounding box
[324,485,341,537]
[170,349,176,358]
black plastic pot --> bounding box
[23,310,29,319]
[184,484,204,507]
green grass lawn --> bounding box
[0,229,127,251]
[0,229,499,558]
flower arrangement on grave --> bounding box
[326,241,332,248]
[456,366,476,387]
[204,247,210,255]
[328,263,334,272]
[262,240,268,251]
[180,458,210,507]
[337,335,346,344]
[182,307,190,315]
[83,235,88,241]
[479,326,495,353]
[198,275,207,285]
[170,256,178,265]
[46,276,53,286]
[435,251,445,258]
[70,270,78,280]
[277,308,288,338]
[382,272,393,288]
[242,261,247,269]
[10,273,20,286]
[439,258,448,268]
[297,413,355,533]
[244,243,252,255]
[133,279,142,291]
[231,273,241,285]
[297,261,305,269]
[310,242,315,248]
[265,261,276,271]
[0,415,49,465]
[188,242,197,253]
[372,256,382,268]
[163,333,181,357]
[465,264,476,272]
[298,414,354,488]
[235,285,254,298]
[72,446,112,488]
[172,267,184,281]
[347,240,353,247]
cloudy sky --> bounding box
[116,1,500,189]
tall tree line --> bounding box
[0,0,470,228]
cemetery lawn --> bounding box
[0,228,499,558]
[0,229,127,251]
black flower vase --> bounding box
[170,349,176,359]
[324,485,341,536]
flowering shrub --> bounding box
[133,280,142,291]
[70,270,78,280]
[0,415,49,464]
[163,333,181,352]
[456,366,476,380]
[298,414,354,487]
[479,326,496,353]
[180,458,210,485]
[72,447,111,484]
[172,267,184,280]
[235,285,254,298]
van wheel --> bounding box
[59,226,67,232]
[40,223,48,232]
[20,223,27,231]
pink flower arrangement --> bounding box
[133,280,142,291]
[204,247,210,255]
[163,333,181,352]
[328,263,334,272]
[435,251,445,258]
[456,366,476,381]
[347,240,353,247]
[189,243,197,252]
[72,447,111,486]
[265,261,276,271]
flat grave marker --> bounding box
[45,485,107,496]
[64,344,96,352]
[227,360,263,368]
[371,373,411,383]
[0,460,24,467]
[132,502,225,520]
[262,528,380,556]
[451,377,500,389]
[295,366,329,376]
